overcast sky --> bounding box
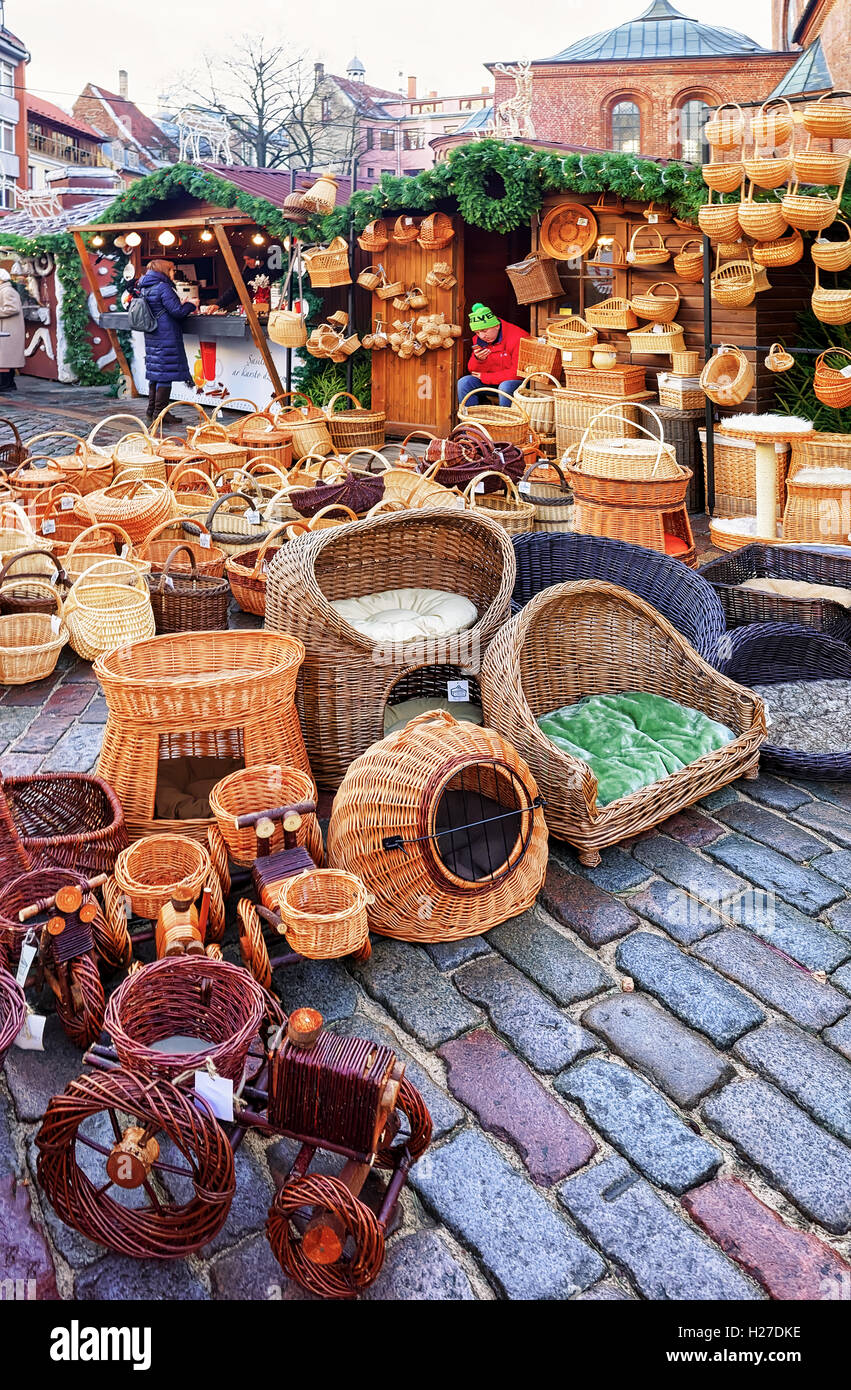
[18,0,776,114]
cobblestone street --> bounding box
[2,381,851,1302]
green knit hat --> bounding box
[468,302,499,331]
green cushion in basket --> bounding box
[538,691,734,807]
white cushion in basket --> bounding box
[330,588,478,642]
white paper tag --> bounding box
[14,1012,45,1051]
[246,509,261,525]
[50,615,61,634]
[261,561,269,574]
[41,518,55,535]
[840,365,851,378]
[563,350,573,362]
[647,213,659,224]
[626,251,635,263]
[518,479,532,495]
[474,482,486,494]
[120,544,129,558]
[577,217,588,226]
[61,495,76,510]
[124,895,133,920]
[15,934,37,987]
[194,1070,233,1122]
[163,575,175,591]
[301,405,309,416]
[447,679,470,702]
[652,324,665,334]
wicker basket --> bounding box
[657,373,704,411]
[519,460,573,533]
[711,245,757,308]
[814,349,851,409]
[672,240,704,283]
[517,338,562,380]
[209,763,321,867]
[782,468,851,543]
[698,190,741,242]
[0,550,69,614]
[0,599,67,684]
[811,219,851,272]
[571,403,682,482]
[458,388,531,446]
[113,833,211,921]
[105,955,265,1083]
[0,415,27,476]
[546,316,597,350]
[672,350,701,375]
[73,477,173,545]
[0,969,25,1064]
[700,428,788,518]
[781,185,841,232]
[463,471,536,536]
[802,94,851,141]
[742,155,792,190]
[699,543,851,641]
[704,102,745,151]
[563,364,646,397]
[506,252,562,305]
[0,500,54,574]
[792,147,849,188]
[392,215,420,244]
[62,522,147,583]
[225,525,291,615]
[700,344,754,407]
[554,391,640,454]
[765,342,795,374]
[113,430,168,483]
[205,491,276,554]
[167,465,221,525]
[702,161,745,193]
[187,423,251,471]
[357,219,389,252]
[417,212,454,250]
[64,559,156,661]
[146,545,230,635]
[751,228,804,267]
[630,281,680,323]
[0,771,126,876]
[736,190,788,243]
[302,236,351,288]
[25,429,112,495]
[138,518,226,578]
[751,97,794,147]
[627,225,669,267]
[214,411,293,471]
[626,322,686,356]
[269,392,334,458]
[584,298,638,331]
[513,373,562,435]
[277,869,369,959]
[326,710,547,941]
[812,265,851,326]
[323,391,386,451]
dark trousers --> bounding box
[146,382,173,422]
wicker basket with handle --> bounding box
[751,228,803,268]
[584,298,638,331]
[704,102,745,151]
[630,281,681,323]
[811,265,851,326]
[113,430,167,483]
[209,762,322,867]
[187,421,251,471]
[323,391,386,451]
[700,344,754,406]
[702,161,744,193]
[519,459,573,533]
[24,430,111,494]
[357,219,389,252]
[167,463,221,524]
[137,517,225,578]
[205,490,276,554]
[0,500,54,574]
[742,154,792,190]
[813,349,851,409]
[627,225,669,267]
[225,524,293,615]
[302,236,351,288]
[458,388,531,446]
[711,244,757,308]
[392,215,419,244]
[277,869,369,960]
[793,143,849,188]
[417,211,454,249]
[146,545,230,634]
[570,403,682,484]
[627,322,686,356]
[506,252,562,305]
[0,549,68,614]
[463,471,536,536]
[513,373,562,436]
[73,477,173,544]
[698,188,741,242]
[751,97,794,147]
[781,183,842,232]
[737,188,788,242]
[64,559,156,661]
[802,93,851,140]
[0,586,68,685]
[269,391,334,458]
[62,521,148,582]
[672,240,704,282]
[811,218,851,273]
[545,316,597,350]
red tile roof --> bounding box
[202,163,354,208]
[27,95,102,141]
[87,85,174,153]
[332,74,400,119]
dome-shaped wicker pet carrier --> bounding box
[326,711,548,941]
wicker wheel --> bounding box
[98,876,134,970]
[374,1075,432,1169]
[50,953,105,1050]
[0,967,26,1064]
[267,1173,385,1299]
[35,1067,235,1258]
[237,899,272,989]
[207,825,231,897]
[205,870,225,943]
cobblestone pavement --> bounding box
[2,380,850,1301]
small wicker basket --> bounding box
[278,869,370,960]
[627,225,669,267]
[113,834,211,922]
[814,349,851,409]
[209,763,322,867]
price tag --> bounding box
[840,365,851,378]
[163,575,175,591]
[246,509,261,525]
[194,1069,233,1122]
[199,532,211,549]
[474,482,486,494]
[447,679,470,702]
[15,931,37,987]
[41,518,55,535]
[626,251,635,263]
[647,213,659,224]
[518,479,532,495]
[124,895,133,921]
[50,615,61,635]
[120,545,129,558]
[652,323,665,334]
[14,1012,46,1052]
[577,217,588,227]
[262,561,269,574]
[61,495,75,511]
[563,351,573,362]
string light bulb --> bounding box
[157,229,176,247]
[125,231,142,248]
[91,234,104,248]
[251,232,266,246]
[200,227,213,242]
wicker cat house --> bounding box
[94,631,313,842]
[326,710,548,941]
[265,510,516,789]
[481,581,766,864]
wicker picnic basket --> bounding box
[458,388,531,446]
[627,225,669,267]
[73,477,173,544]
[802,93,851,140]
[64,559,155,661]
[209,763,321,868]
[627,322,686,355]
[704,102,745,151]
[546,316,597,350]
[323,391,386,451]
[0,591,68,684]
[0,550,69,614]
[630,281,681,323]
[781,184,841,232]
[711,244,758,308]
[506,252,562,305]
[519,460,573,533]
[0,771,126,876]
[698,189,741,242]
[275,869,368,959]
[700,344,754,406]
[751,227,804,267]
[814,349,851,409]
[812,266,851,326]
[811,219,851,272]
[187,422,251,471]
[702,161,744,193]
[104,954,265,1084]
[584,298,638,331]
[7,458,66,504]
[570,403,681,483]
[269,391,334,457]
[480,580,765,862]
[418,212,454,249]
[672,239,704,282]
[24,430,112,494]
[513,373,562,436]
[225,525,292,615]
[554,392,640,454]
[146,545,230,634]
[211,406,293,469]
[463,471,536,536]
[326,710,547,941]
[268,307,308,348]
[0,969,25,1064]
[302,237,351,288]
[113,834,211,921]
[751,97,794,147]
[737,189,788,242]
[205,490,276,554]
[357,219,389,252]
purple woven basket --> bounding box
[714,621,851,778]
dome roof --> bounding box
[541,0,770,63]
[346,55,366,76]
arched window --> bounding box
[680,99,710,163]
[611,101,641,153]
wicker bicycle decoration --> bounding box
[36,955,432,1299]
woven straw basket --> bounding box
[463,471,536,535]
[64,559,156,661]
[811,219,851,273]
[278,869,370,960]
[209,763,322,867]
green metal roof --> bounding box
[768,38,833,99]
[538,0,770,64]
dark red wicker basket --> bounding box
[0,772,127,876]
[0,967,26,1063]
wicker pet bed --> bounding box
[481,580,766,863]
[699,543,851,642]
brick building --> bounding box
[489,0,795,162]
[771,0,850,96]
[73,71,177,179]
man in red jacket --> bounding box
[457,303,529,406]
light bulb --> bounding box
[125,231,142,248]
[200,228,213,242]
[158,229,176,247]
[251,232,266,246]
[91,234,104,247]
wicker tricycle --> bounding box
[36,955,431,1299]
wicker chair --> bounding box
[481,580,766,864]
[512,531,725,662]
[714,621,851,779]
[265,509,516,789]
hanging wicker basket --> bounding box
[812,265,851,326]
[742,155,792,190]
[811,218,851,272]
[392,215,420,244]
[700,344,754,406]
[802,94,851,141]
[627,225,669,267]
[781,184,842,232]
[505,252,562,305]
[702,161,745,193]
[737,189,788,242]
[672,239,704,282]
[302,237,351,288]
[814,348,851,409]
[417,212,454,250]
[751,228,804,267]
[793,146,850,188]
[357,219,389,252]
[711,244,757,308]
[704,102,745,151]
[698,189,742,242]
[764,342,795,374]
[751,97,794,147]
[630,281,681,323]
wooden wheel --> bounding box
[94,877,133,970]
[374,1075,432,1169]
[205,871,225,943]
[51,953,105,1050]
[237,899,272,989]
[207,825,231,897]
[36,1066,235,1258]
[267,1173,386,1299]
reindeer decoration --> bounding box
[176,108,234,165]
[494,61,536,141]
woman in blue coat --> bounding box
[135,258,197,422]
